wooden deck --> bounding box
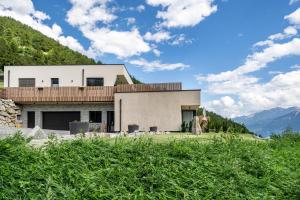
[1,83,182,103]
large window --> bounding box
[19,78,35,87]
[89,111,102,123]
[51,78,59,87]
[86,78,104,86]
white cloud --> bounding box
[82,27,150,58]
[129,58,189,72]
[289,0,300,5]
[144,31,171,43]
[0,0,87,55]
[153,49,161,56]
[146,0,217,28]
[268,71,283,75]
[254,26,298,47]
[199,38,300,83]
[291,64,300,69]
[170,34,192,45]
[66,0,117,27]
[136,5,145,12]
[269,26,298,40]
[66,0,151,58]
[285,8,300,25]
[198,9,300,117]
[126,17,136,25]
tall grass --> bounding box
[0,133,300,199]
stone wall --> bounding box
[0,99,20,127]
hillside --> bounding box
[0,16,145,85]
[234,107,300,137]
[0,16,97,69]
[197,108,252,134]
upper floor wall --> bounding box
[4,65,133,87]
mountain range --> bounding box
[234,107,300,137]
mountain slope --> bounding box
[198,108,252,134]
[234,107,300,137]
[0,16,97,69]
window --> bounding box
[19,78,35,87]
[182,110,196,123]
[51,78,59,87]
[89,111,102,123]
[87,78,104,86]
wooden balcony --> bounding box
[1,83,182,103]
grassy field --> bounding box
[0,132,299,199]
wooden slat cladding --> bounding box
[2,83,182,103]
[115,82,182,93]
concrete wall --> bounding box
[114,90,200,132]
[20,103,114,128]
[4,65,133,87]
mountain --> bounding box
[197,108,252,134]
[0,16,97,69]
[234,107,300,137]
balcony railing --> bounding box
[1,83,182,103]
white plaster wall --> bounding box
[20,103,114,128]
[4,65,133,87]
[114,90,200,132]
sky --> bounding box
[1,0,300,118]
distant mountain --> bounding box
[234,107,300,137]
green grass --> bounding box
[0,132,300,199]
[0,80,3,88]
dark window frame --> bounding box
[89,111,102,123]
[86,77,104,86]
[19,78,36,87]
[51,78,59,87]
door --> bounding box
[107,111,114,132]
[43,112,80,130]
[27,111,35,128]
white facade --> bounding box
[4,65,133,87]
[114,90,200,132]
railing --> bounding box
[2,83,182,103]
[115,82,182,93]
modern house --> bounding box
[2,65,200,132]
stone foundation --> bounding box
[0,99,20,127]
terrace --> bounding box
[1,83,182,103]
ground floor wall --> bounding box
[20,103,114,129]
[114,90,200,132]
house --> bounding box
[2,65,200,132]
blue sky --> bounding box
[1,0,300,117]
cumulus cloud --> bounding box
[136,5,145,12]
[129,58,189,72]
[144,31,171,43]
[82,27,151,58]
[66,0,117,27]
[0,0,87,56]
[66,0,151,58]
[198,9,300,117]
[146,0,217,28]
[126,17,136,25]
[285,8,300,25]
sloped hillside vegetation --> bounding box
[198,108,251,134]
[0,16,97,69]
